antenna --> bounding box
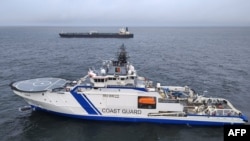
[202,80,208,96]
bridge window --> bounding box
[94,79,105,83]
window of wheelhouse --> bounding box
[138,96,156,109]
[94,78,106,82]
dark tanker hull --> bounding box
[59,33,134,38]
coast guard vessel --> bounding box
[10,44,248,126]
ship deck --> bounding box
[10,78,68,93]
[59,33,134,38]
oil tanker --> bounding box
[59,27,133,38]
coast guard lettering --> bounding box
[102,108,141,114]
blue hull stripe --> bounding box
[70,91,100,115]
[30,105,245,126]
[81,94,102,115]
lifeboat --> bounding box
[139,97,156,105]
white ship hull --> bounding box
[12,86,247,126]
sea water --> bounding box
[0,26,250,141]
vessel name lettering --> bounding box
[102,108,141,114]
[103,94,119,98]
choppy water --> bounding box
[0,26,250,141]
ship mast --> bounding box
[117,44,129,65]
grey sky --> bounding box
[0,0,250,26]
